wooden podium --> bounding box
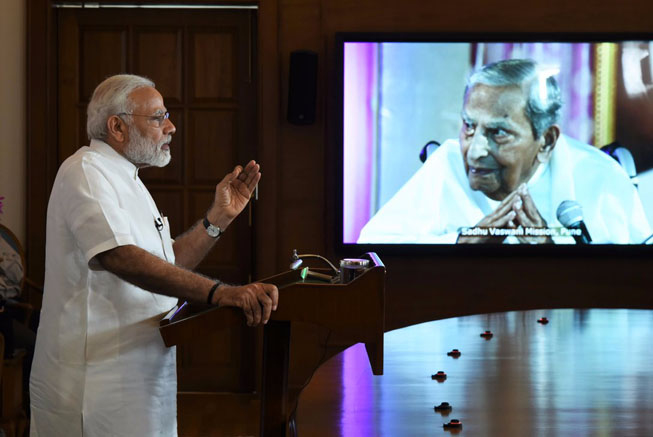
[159,253,385,436]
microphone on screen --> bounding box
[556,200,592,244]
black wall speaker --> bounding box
[287,50,318,125]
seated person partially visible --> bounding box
[358,59,650,244]
[0,235,23,300]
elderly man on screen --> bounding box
[358,58,650,244]
[29,74,278,437]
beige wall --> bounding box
[0,0,26,244]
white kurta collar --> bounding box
[89,139,140,180]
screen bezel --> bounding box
[333,31,653,257]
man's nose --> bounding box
[163,118,176,136]
[467,132,489,161]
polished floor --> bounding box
[296,309,653,436]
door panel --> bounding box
[190,30,237,101]
[80,28,128,99]
[133,29,183,104]
[188,109,236,183]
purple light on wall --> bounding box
[343,42,378,243]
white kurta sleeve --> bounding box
[60,157,136,267]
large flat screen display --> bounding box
[336,33,653,252]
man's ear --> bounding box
[537,124,560,163]
[106,115,128,144]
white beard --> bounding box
[124,126,172,168]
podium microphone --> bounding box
[289,249,339,274]
[556,200,592,244]
[290,257,303,270]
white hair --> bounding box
[465,59,562,139]
[86,74,155,141]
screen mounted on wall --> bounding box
[336,33,653,253]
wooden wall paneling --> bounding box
[276,0,325,272]
[379,254,653,332]
[57,10,81,164]
[321,0,653,34]
[27,0,59,287]
[234,12,259,284]
[80,28,128,101]
[181,13,255,285]
[133,27,183,105]
[254,0,281,280]
[187,109,236,184]
[190,30,237,102]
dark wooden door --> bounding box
[57,7,257,284]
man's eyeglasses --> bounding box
[117,112,170,127]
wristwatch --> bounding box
[202,216,223,238]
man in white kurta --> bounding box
[358,58,650,245]
[358,135,651,244]
[30,139,179,436]
[30,75,278,436]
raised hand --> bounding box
[209,160,261,227]
[458,184,552,244]
[512,184,553,244]
[457,190,520,244]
